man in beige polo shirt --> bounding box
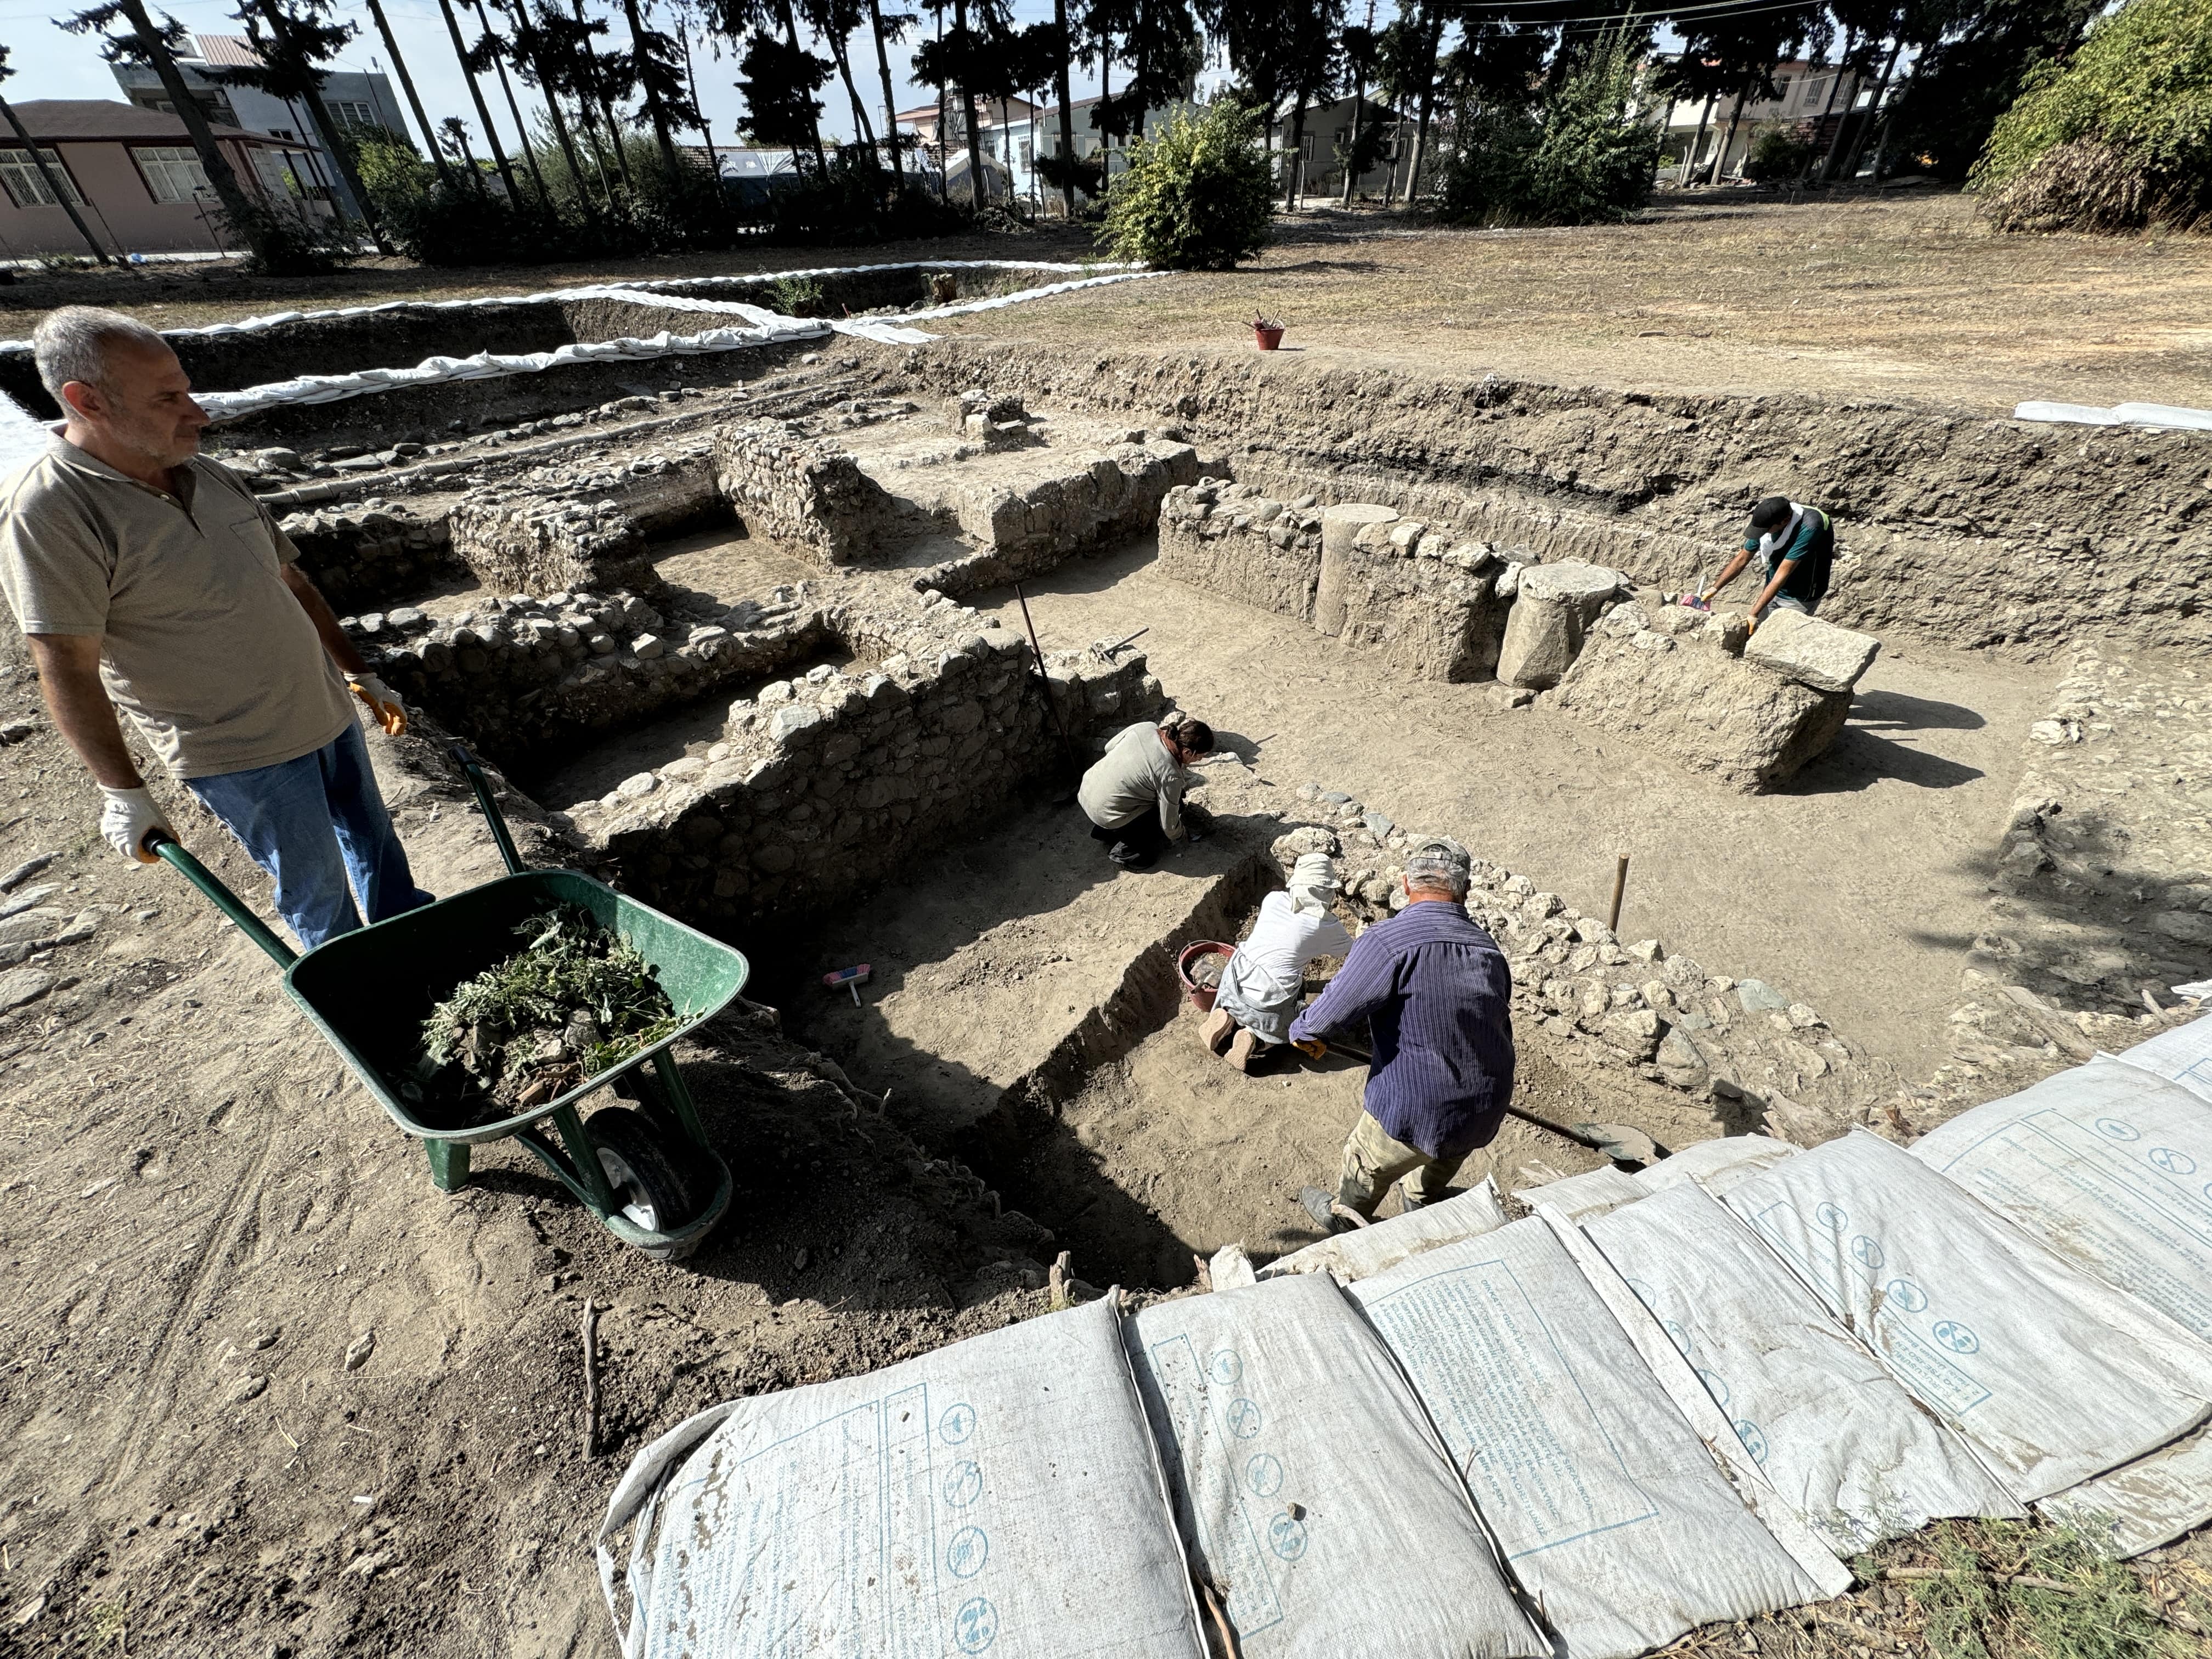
[0,306,429,950]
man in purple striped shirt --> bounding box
[1290,839,1516,1227]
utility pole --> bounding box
[1051,0,1075,217]
[364,0,453,185]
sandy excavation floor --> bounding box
[977,539,2051,1083]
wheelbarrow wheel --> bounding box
[588,1108,699,1234]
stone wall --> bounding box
[916,439,1204,596]
[1158,483,1508,681]
[279,501,458,612]
[902,342,2212,659]
[1549,595,1870,791]
[447,445,723,594]
[365,586,827,767]
[712,420,901,565]
[1267,785,1895,1145]
[563,637,1165,931]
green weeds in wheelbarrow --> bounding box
[150,744,751,1261]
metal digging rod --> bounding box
[1012,580,1086,792]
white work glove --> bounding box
[99,785,172,865]
[348,673,408,736]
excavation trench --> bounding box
[138,318,2212,1274]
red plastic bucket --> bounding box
[1177,940,1234,1011]
[1254,326,1284,351]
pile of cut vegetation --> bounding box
[420,905,679,1115]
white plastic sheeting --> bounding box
[1348,1218,1840,1658]
[0,259,1153,349]
[1256,1178,1511,1283]
[2040,1426,2212,1558]
[10,261,1174,427]
[1128,1274,1547,1658]
[594,1296,1206,1659]
[1583,1182,2024,1554]
[193,312,827,424]
[2014,400,2212,431]
[1909,1056,2212,1342]
[2116,1010,2212,1105]
[0,392,49,474]
[1724,1130,2212,1502]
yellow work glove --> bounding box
[348,673,408,736]
[1293,1037,1328,1060]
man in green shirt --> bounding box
[1696,496,1835,622]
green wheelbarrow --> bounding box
[151,743,748,1262]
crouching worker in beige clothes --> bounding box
[1076,713,1214,869]
[0,307,431,951]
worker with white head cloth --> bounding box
[1200,851,1352,1071]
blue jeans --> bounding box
[187,723,433,951]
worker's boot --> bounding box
[1225,1029,1264,1073]
[1199,1007,1235,1056]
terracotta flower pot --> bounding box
[1254,325,1284,351]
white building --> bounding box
[110,34,409,223]
[1662,59,1875,180]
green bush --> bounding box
[1743,125,1817,182]
[1972,0,2212,232]
[1098,100,1274,270]
[1439,30,1661,226]
[216,198,360,276]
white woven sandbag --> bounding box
[1909,1057,2212,1341]
[1725,1129,2212,1500]
[1350,1218,1836,1658]
[1510,1164,1646,1220]
[1585,1182,2023,1553]
[2039,1424,2212,1557]
[595,1297,1205,1659]
[1128,1274,1547,1659]
[1256,1178,1509,1283]
[1635,1134,1803,1197]
[2114,1011,2212,1105]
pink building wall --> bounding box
[0,136,278,258]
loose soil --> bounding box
[933,193,2212,414]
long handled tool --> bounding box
[1295,1037,1668,1168]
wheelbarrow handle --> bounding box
[448,742,527,877]
[145,830,298,969]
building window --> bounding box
[0,148,86,208]
[134,145,213,204]
[330,100,375,129]
[1019,139,1032,167]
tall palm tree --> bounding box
[435,0,522,200]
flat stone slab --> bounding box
[1319,503,1398,555]
[1518,561,1626,604]
[1745,609,1882,693]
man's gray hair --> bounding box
[31,306,169,400]
[1403,838,1471,900]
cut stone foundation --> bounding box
[1549,596,1859,791]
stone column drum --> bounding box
[1314,504,1400,636]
